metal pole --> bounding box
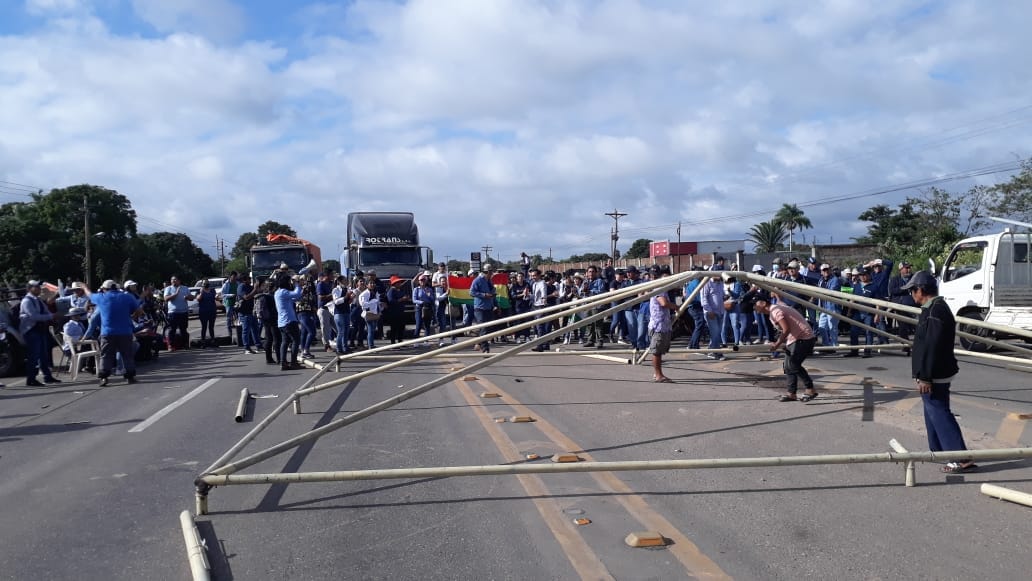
[83,194,92,288]
[234,388,250,423]
[200,447,1032,487]
[210,277,691,478]
[980,483,1032,508]
[179,510,211,581]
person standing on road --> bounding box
[331,275,352,355]
[163,275,192,351]
[87,279,143,386]
[274,275,304,370]
[316,270,336,352]
[700,273,726,360]
[19,279,60,386]
[470,266,496,353]
[220,272,240,343]
[647,269,677,383]
[753,291,819,402]
[903,271,976,473]
[196,280,218,348]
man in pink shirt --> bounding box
[754,291,819,402]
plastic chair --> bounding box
[50,328,71,374]
[70,339,100,380]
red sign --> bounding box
[650,241,698,257]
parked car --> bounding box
[195,277,227,312]
[187,287,201,316]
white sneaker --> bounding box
[563,337,570,345]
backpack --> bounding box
[254,292,275,321]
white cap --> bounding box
[101,279,119,290]
[123,279,138,288]
[71,281,85,290]
[27,279,41,287]
[819,264,831,270]
[467,269,474,276]
[751,264,763,272]
[787,260,800,268]
[873,258,883,266]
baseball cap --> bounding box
[872,259,884,266]
[27,279,41,287]
[901,270,937,291]
[625,265,639,274]
[123,280,137,288]
[101,279,119,290]
[819,263,831,270]
[787,261,800,269]
[856,267,870,276]
[808,257,817,264]
[900,262,912,268]
[751,264,763,272]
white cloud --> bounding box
[2,0,1032,264]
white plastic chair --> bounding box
[70,339,100,380]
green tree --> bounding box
[746,220,787,253]
[256,220,297,240]
[773,203,812,252]
[231,232,260,259]
[624,238,652,259]
[988,158,1032,225]
[133,232,214,285]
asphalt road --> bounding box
[1,328,1031,580]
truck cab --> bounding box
[939,225,1032,349]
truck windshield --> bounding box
[252,248,307,270]
[943,241,987,282]
[360,247,421,266]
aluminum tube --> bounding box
[744,271,1032,342]
[297,272,691,397]
[179,510,211,581]
[201,392,299,475]
[750,280,910,347]
[212,277,691,477]
[980,483,1032,508]
[750,278,1032,358]
[201,447,1032,486]
[234,388,250,423]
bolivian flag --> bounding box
[448,274,511,309]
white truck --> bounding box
[937,217,1032,350]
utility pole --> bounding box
[481,245,493,264]
[83,194,92,288]
[676,221,682,274]
[604,209,627,262]
[217,237,227,276]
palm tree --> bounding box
[746,220,788,253]
[774,203,813,252]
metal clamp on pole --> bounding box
[888,439,916,487]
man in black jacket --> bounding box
[888,262,917,352]
[903,271,976,473]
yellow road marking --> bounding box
[475,376,731,580]
[452,379,614,581]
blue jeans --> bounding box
[239,314,258,349]
[687,305,705,349]
[635,309,649,350]
[298,311,317,353]
[850,311,874,354]
[436,300,450,333]
[728,311,746,345]
[334,312,350,353]
[923,382,968,452]
[818,308,840,346]
[474,308,493,350]
[623,310,639,349]
[225,304,236,336]
[365,319,377,349]
[24,327,53,381]
[755,312,771,343]
[705,313,723,350]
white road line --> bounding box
[129,378,222,433]
[579,353,630,363]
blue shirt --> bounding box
[275,287,303,327]
[164,285,191,314]
[197,288,217,315]
[90,290,140,336]
[470,274,496,310]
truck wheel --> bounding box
[958,311,991,352]
[0,339,24,377]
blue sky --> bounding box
[1,0,1031,265]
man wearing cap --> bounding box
[469,266,496,352]
[61,306,89,367]
[888,262,917,352]
[815,263,842,350]
[846,267,876,357]
[20,280,60,386]
[700,272,726,360]
[903,271,976,473]
[866,257,894,344]
[754,291,819,402]
[163,276,193,350]
[88,279,143,386]
[582,265,608,349]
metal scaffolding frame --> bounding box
[194,270,1032,515]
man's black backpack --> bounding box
[254,292,276,321]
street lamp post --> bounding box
[83,195,92,288]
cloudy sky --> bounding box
[2,0,1031,264]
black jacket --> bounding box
[911,296,959,382]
